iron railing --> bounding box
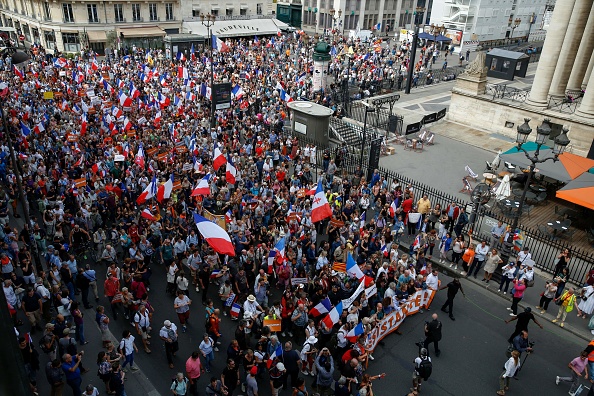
[485,83,530,103]
[547,95,580,114]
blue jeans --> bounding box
[588,361,594,380]
[67,376,82,396]
[204,351,214,370]
[75,322,86,344]
[122,352,134,369]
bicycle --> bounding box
[71,241,97,262]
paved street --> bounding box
[25,245,590,396]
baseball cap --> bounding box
[250,366,258,375]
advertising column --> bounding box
[312,40,331,92]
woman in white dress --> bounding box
[577,284,594,318]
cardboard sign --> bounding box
[365,290,435,352]
[291,277,308,285]
[43,91,54,100]
[263,319,281,332]
[182,163,193,171]
[54,92,63,98]
[157,153,168,162]
[176,146,188,154]
[74,178,87,188]
[67,135,79,142]
[330,218,345,228]
[146,148,158,157]
[204,210,226,229]
[172,180,182,191]
[296,188,306,198]
[127,130,136,138]
[114,154,125,162]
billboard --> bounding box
[212,83,231,110]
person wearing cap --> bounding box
[412,347,431,393]
[269,362,285,396]
[160,320,179,369]
[246,365,259,396]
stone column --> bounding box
[525,0,576,108]
[549,0,593,97]
[566,4,594,91]
[377,0,386,33]
[582,51,594,89]
[358,0,366,30]
[575,65,594,118]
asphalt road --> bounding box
[27,249,588,396]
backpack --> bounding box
[417,357,432,381]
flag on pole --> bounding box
[321,301,343,329]
[193,213,235,256]
[267,345,283,368]
[311,180,332,223]
[156,174,174,202]
[309,297,332,317]
[230,303,242,318]
[346,252,365,280]
[141,208,156,221]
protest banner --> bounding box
[365,289,436,351]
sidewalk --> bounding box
[395,233,594,342]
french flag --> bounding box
[80,114,87,135]
[112,106,123,119]
[381,244,389,257]
[310,297,332,317]
[103,80,115,94]
[141,208,156,221]
[346,252,365,280]
[230,303,241,319]
[157,174,174,203]
[191,175,211,196]
[231,84,245,100]
[346,321,365,342]
[154,111,162,126]
[190,43,196,60]
[158,92,170,108]
[193,213,235,256]
[389,200,398,218]
[225,155,237,185]
[279,89,293,103]
[54,57,67,68]
[212,145,226,171]
[321,301,343,329]
[210,269,221,279]
[267,345,283,368]
[129,82,140,98]
[33,122,45,134]
[412,234,422,251]
[13,65,24,80]
[136,175,157,204]
[311,179,332,223]
[225,209,233,223]
[268,237,286,268]
[74,154,84,167]
[212,34,230,52]
[91,58,99,70]
[176,51,186,61]
[123,117,132,131]
[118,91,132,107]
[134,145,145,168]
[20,121,31,136]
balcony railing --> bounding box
[115,18,127,23]
[183,14,276,22]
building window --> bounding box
[226,8,232,16]
[62,32,80,52]
[256,3,262,15]
[240,8,246,15]
[44,30,55,49]
[149,3,158,21]
[43,2,51,20]
[165,3,173,20]
[87,4,98,22]
[132,4,141,21]
[211,9,218,16]
[114,4,124,22]
[192,9,200,17]
[62,3,74,22]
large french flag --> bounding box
[310,297,332,317]
[226,156,237,185]
[157,174,174,203]
[212,34,230,52]
[311,179,332,223]
[389,200,398,218]
[321,301,343,329]
[346,321,365,342]
[212,145,226,170]
[346,252,365,280]
[193,213,235,256]
[134,145,145,168]
[267,345,283,368]
[136,175,157,204]
[267,237,286,267]
[141,208,156,221]
[191,175,211,196]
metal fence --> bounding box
[485,83,530,103]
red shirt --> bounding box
[104,278,120,297]
[401,199,413,213]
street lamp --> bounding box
[200,13,216,129]
[404,6,425,94]
[359,106,376,169]
[501,118,571,262]
[329,8,342,40]
[429,23,446,53]
[509,18,521,43]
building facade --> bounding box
[429,0,554,45]
[0,0,183,54]
[180,0,276,21]
[288,0,432,36]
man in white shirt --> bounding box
[243,295,263,320]
[119,330,139,372]
[34,276,52,322]
[159,320,179,369]
[516,247,532,265]
[468,241,490,279]
[426,269,440,291]
[134,304,152,353]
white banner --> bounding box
[342,280,366,309]
[291,277,308,285]
[365,284,377,299]
[365,289,436,351]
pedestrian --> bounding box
[62,352,84,396]
[221,358,240,395]
[417,313,442,357]
[504,307,543,343]
[95,306,111,348]
[84,384,100,395]
[205,376,227,396]
[246,366,259,396]
[497,350,521,395]
[281,341,302,389]
[108,362,126,396]
[577,284,594,319]
[118,330,139,372]
[556,351,589,394]
[34,276,52,322]
[439,278,465,321]
[199,264,211,304]
[292,377,308,396]
[171,372,190,396]
[498,262,517,294]
[45,358,65,396]
[314,349,334,396]
[70,302,88,345]
[133,304,152,353]
[553,287,577,328]
[269,362,286,396]
[206,309,222,349]
[511,330,533,359]
[186,351,202,396]
[103,273,121,320]
[465,49,470,61]
[467,240,489,279]
[97,351,114,395]
[507,278,527,316]
[76,268,93,310]
[481,248,503,284]
[536,280,558,314]
[200,333,216,373]
[174,290,192,333]
[412,347,432,394]
[160,320,180,369]
[21,286,43,333]
[40,323,58,361]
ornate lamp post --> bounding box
[329,8,342,41]
[510,17,521,43]
[404,6,425,94]
[429,23,446,52]
[500,118,571,262]
[200,13,216,128]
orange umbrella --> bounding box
[556,171,594,209]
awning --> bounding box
[87,30,107,41]
[0,27,16,32]
[60,29,79,34]
[226,4,234,9]
[211,5,220,10]
[240,4,249,9]
[119,26,165,37]
[183,18,282,38]
[556,172,594,209]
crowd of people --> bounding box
[0,27,591,396]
